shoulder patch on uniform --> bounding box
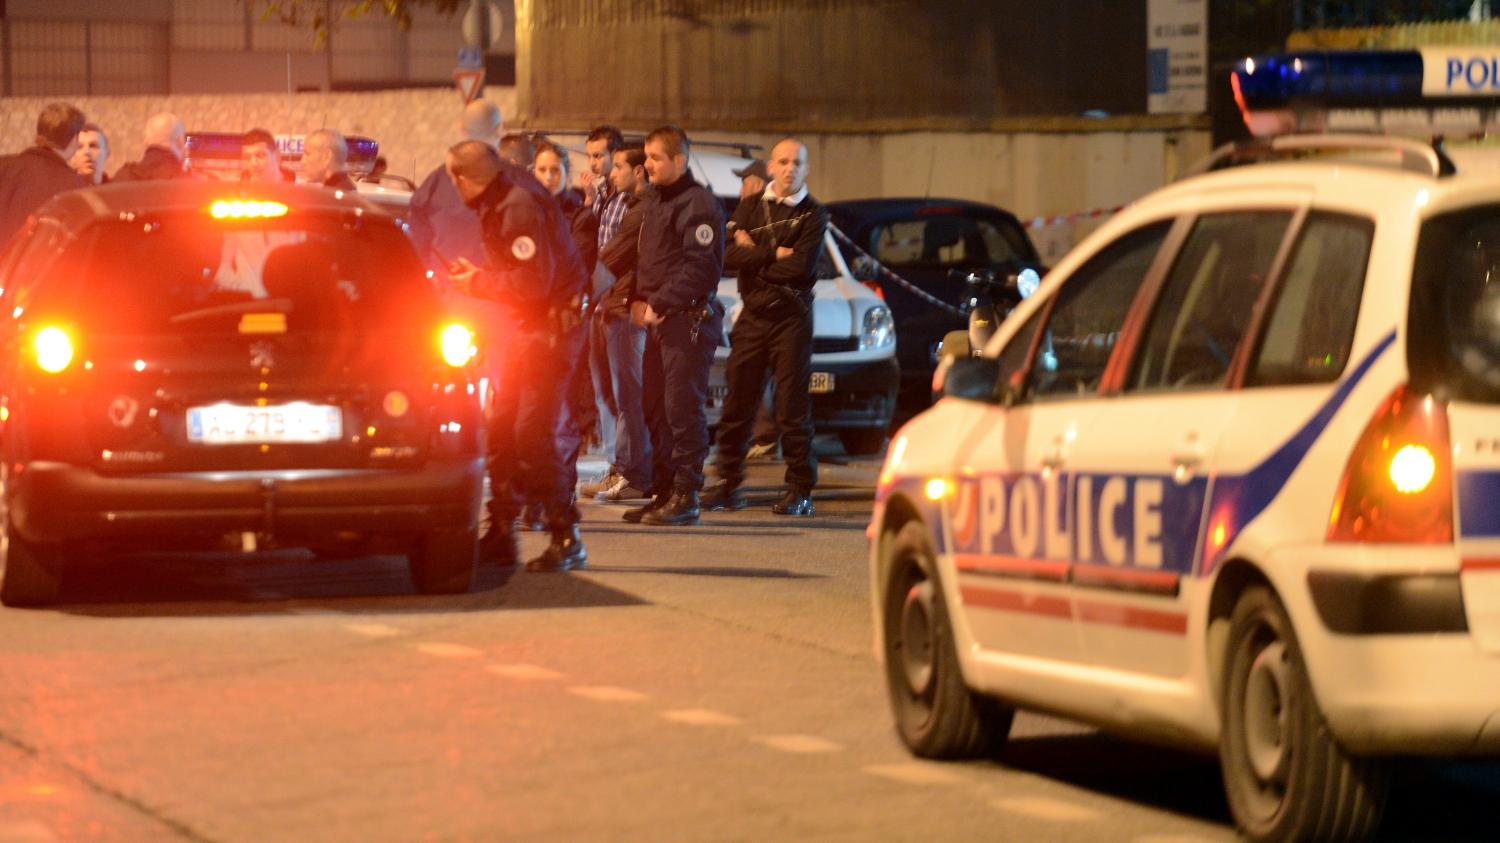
[694,223,714,246]
[511,235,536,261]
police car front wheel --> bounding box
[881,520,1013,759]
[1220,586,1390,843]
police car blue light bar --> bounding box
[1233,47,1500,137]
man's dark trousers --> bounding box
[714,305,817,489]
[641,309,722,496]
[488,323,587,527]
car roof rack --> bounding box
[1185,133,1456,180]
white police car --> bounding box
[870,117,1500,840]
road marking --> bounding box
[343,622,403,638]
[752,734,843,754]
[414,642,485,659]
[0,821,60,842]
[990,796,1100,822]
[567,685,649,703]
[862,762,966,786]
[660,708,741,727]
[485,663,565,681]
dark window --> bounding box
[1410,204,1500,402]
[1028,221,1171,399]
[1129,212,1291,392]
[871,214,1028,270]
[996,305,1045,392]
[30,215,434,336]
[1250,213,1372,387]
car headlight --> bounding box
[860,305,895,351]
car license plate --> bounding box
[809,372,836,394]
[187,402,342,444]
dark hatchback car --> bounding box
[827,198,1041,415]
[0,182,485,606]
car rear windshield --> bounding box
[1410,203,1500,403]
[24,214,435,335]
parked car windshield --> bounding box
[870,213,1028,270]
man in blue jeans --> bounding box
[594,144,654,501]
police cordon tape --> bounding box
[827,224,967,317]
[1021,204,1126,230]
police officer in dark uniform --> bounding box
[623,126,726,526]
[703,138,827,516]
[446,140,591,571]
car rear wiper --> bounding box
[168,297,293,324]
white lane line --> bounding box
[660,709,742,727]
[343,623,403,638]
[567,685,649,703]
[862,762,967,786]
[752,734,843,754]
[485,663,566,681]
[0,820,61,842]
[990,796,1100,822]
[414,642,485,659]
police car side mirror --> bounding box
[942,356,1002,403]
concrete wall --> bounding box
[0,87,1209,261]
[518,0,1148,131]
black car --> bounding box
[0,182,485,606]
[827,198,1041,415]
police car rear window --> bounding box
[1410,203,1500,402]
[31,215,433,335]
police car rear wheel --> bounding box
[882,521,1013,759]
[1220,586,1389,843]
[0,513,63,608]
[408,527,478,595]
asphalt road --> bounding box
[1,441,1496,842]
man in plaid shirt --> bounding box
[578,126,651,501]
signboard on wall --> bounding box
[1147,0,1207,114]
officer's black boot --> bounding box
[518,502,547,531]
[701,480,747,512]
[525,524,587,572]
[477,520,519,567]
[771,485,815,517]
[623,492,669,523]
[641,490,701,526]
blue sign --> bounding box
[457,46,484,70]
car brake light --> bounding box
[440,322,477,367]
[34,326,74,373]
[210,200,288,220]
[859,280,886,300]
[1328,384,1452,543]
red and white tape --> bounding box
[1022,204,1127,229]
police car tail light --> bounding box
[1327,385,1452,544]
[440,322,477,367]
[34,326,75,374]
